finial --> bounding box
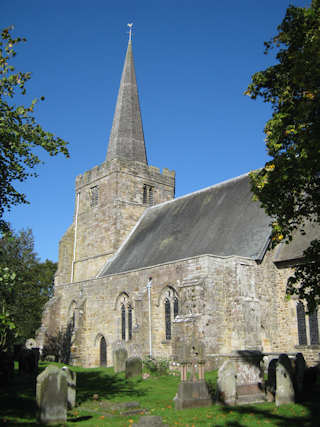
[127,23,133,43]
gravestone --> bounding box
[174,340,211,409]
[113,348,128,373]
[266,358,277,402]
[125,357,142,379]
[133,415,169,426]
[62,366,77,409]
[295,353,306,397]
[18,348,39,374]
[216,359,237,405]
[276,354,295,406]
[36,365,68,425]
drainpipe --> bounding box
[71,192,80,283]
[146,277,152,358]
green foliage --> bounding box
[0,226,57,347]
[0,26,69,232]
[143,357,169,375]
[0,266,17,352]
[246,1,320,310]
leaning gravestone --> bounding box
[62,366,77,409]
[113,348,128,373]
[36,365,68,425]
[125,357,142,379]
[216,359,237,405]
[276,354,295,406]
[266,358,277,402]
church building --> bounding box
[37,36,320,368]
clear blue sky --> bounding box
[2,0,310,262]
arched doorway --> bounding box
[100,336,107,366]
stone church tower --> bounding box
[55,39,175,285]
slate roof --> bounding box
[274,221,320,263]
[100,173,273,276]
[106,40,147,164]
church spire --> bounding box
[106,25,148,164]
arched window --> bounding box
[165,298,171,340]
[174,297,179,318]
[121,304,126,341]
[143,185,147,204]
[148,187,153,205]
[100,336,107,366]
[128,305,133,340]
[309,309,319,345]
[296,302,307,345]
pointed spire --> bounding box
[106,28,148,164]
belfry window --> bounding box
[90,185,99,207]
[143,185,154,206]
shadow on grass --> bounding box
[219,382,320,427]
[76,369,146,404]
[0,365,145,424]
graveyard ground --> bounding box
[0,362,320,426]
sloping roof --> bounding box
[106,40,147,164]
[274,222,320,263]
[100,173,272,276]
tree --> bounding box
[0,227,57,347]
[0,26,69,232]
[0,266,16,352]
[246,0,320,311]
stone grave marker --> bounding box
[216,359,237,405]
[62,366,77,409]
[295,352,306,396]
[113,348,128,373]
[266,358,277,402]
[276,354,295,406]
[125,357,142,379]
[133,415,169,426]
[36,365,68,425]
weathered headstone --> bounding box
[36,365,68,425]
[113,348,128,373]
[265,358,277,402]
[62,366,77,409]
[18,348,39,374]
[295,353,306,396]
[125,357,142,379]
[276,354,295,406]
[132,415,169,426]
[216,359,237,405]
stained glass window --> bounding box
[165,298,171,340]
[121,304,126,340]
[296,302,307,345]
[128,305,132,340]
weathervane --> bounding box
[128,23,133,43]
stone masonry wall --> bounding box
[55,158,175,285]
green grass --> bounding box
[0,362,319,426]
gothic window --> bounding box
[128,305,133,341]
[121,304,126,341]
[165,298,171,340]
[148,187,153,205]
[90,185,99,207]
[174,297,179,318]
[297,302,307,345]
[100,336,107,366]
[309,309,319,345]
[143,185,147,204]
[160,286,179,341]
[143,185,154,206]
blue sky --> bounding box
[2,0,310,262]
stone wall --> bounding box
[55,157,175,285]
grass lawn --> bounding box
[0,362,319,426]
